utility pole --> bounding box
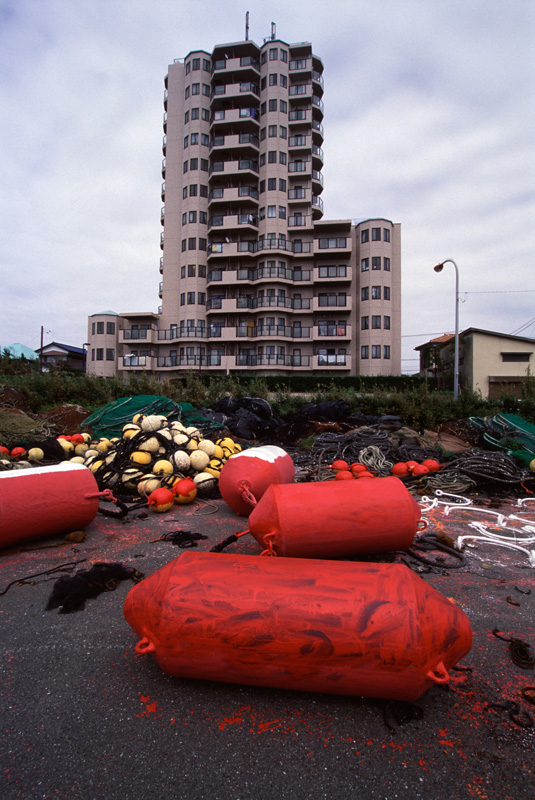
[40,325,44,374]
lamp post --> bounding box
[433,259,460,401]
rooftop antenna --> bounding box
[245,11,249,41]
[271,22,276,40]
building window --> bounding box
[192,58,200,70]
[267,177,276,190]
[268,151,277,163]
[372,315,381,329]
[280,74,287,88]
[203,59,210,71]
[184,111,189,124]
[96,322,104,334]
[383,228,391,242]
[198,237,207,250]
[280,126,287,139]
[202,84,210,96]
[384,345,391,359]
[372,227,381,241]
[261,51,267,65]
[384,316,391,330]
[384,286,391,300]
[268,125,277,137]
[280,99,287,113]
[361,316,369,330]
[191,83,200,95]
[269,73,277,86]
[279,206,286,219]
[202,108,209,121]
[182,212,187,225]
[198,264,206,277]
[259,207,266,220]
[91,348,95,360]
[279,178,286,191]
[96,348,103,361]
[501,352,531,362]
[280,50,288,63]
[371,286,381,299]
[361,258,369,272]
[187,292,195,304]
[361,229,369,243]
[268,99,277,111]
[181,239,187,252]
[183,161,188,173]
[372,345,381,358]
[190,133,199,145]
[269,48,278,60]
[106,348,115,361]
[185,62,190,75]
[372,257,381,270]
[318,237,346,249]
[200,184,208,197]
[361,287,369,300]
[279,152,287,165]
[260,127,266,140]
[191,107,199,120]
[181,266,186,278]
[200,158,209,171]
[188,237,196,249]
[188,265,196,277]
[259,181,265,194]
[361,346,369,359]
[189,211,197,223]
[184,135,189,148]
[183,186,187,199]
[190,158,198,170]
[180,293,185,305]
[189,184,197,196]
[200,211,207,224]
[267,205,276,217]
[184,86,190,99]
[198,292,205,305]
[384,257,391,271]
[260,102,266,115]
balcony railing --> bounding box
[235,354,311,368]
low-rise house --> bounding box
[36,342,87,372]
[416,328,535,398]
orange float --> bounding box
[0,463,101,548]
[218,445,295,516]
[124,551,472,701]
[245,476,423,558]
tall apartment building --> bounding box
[87,31,401,379]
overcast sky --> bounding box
[1,0,534,372]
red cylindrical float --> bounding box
[247,476,423,558]
[124,552,472,701]
[0,463,100,548]
[218,445,295,516]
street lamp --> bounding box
[433,259,460,401]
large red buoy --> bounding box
[0,463,101,549]
[218,445,295,516]
[124,552,472,701]
[246,476,423,558]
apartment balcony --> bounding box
[289,83,312,99]
[288,214,311,228]
[122,355,155,370]
[314,265,350,283]
[161,157,166,178]
[315,235,352,255]
[211,81,260,106]
[288,188,308,204]
[311,70,324,93]
[288,160,312,175]
[233,354,312,370]
[288,135,310,150]
[311,144,324,166]
[288,108,311,126]
[119,327,157,344]
[208,212,258,232]
[160,231,164,250]
[157,354,223,369]
[311,195,324,215]
[209,158,259,178]
[311,119,324,141]
[311,170,324,193]
[158,326,213,341]
[313,354,351,370]
[206,295,312,313]
[162,134,166,156]
[159,256,163,274]
[289,57,311,73]
[161,181,165,200]
[212,55,260,75]
[208,265,311,285]
[315,323,352,340]
[211,107,260,128]
[312,295,352,312]
[210,132,259,153]
[208,186,259,206]
[163,112,167,132]
[207,240,256,259]
[160,207,165,225]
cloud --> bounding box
[0,0,533,370]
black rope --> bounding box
[404,533,467,570]
[487,700,533,728]
[210,534,239,552]
[0,560,86,597]
[152,530,208,548]
[492,628,535,669]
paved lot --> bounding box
[1,491,534,800]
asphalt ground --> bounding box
[1,490,534,800]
